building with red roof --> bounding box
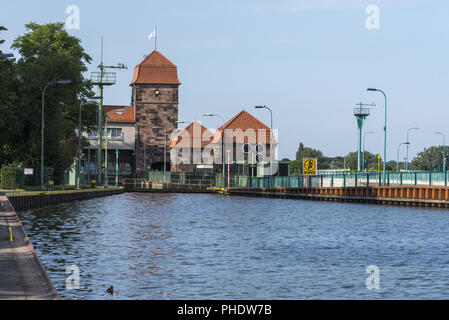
[131,50,181,173]
[82,105,136,182]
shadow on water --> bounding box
[17,193,449,299]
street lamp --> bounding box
[176,121,193,126]
[152,126,168,179]
[104,109,126,187]
[41,80,71,190]
[406,127,419,170]
[76,96,101,189]
[367,88,387,185]
[397,142,410,172]
[203,113,226,181]
[363,131,375,171]
[435,132,446,172]
[255,106,273,188]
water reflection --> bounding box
[18,193,449,299]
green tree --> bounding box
[410,146,449,171]
[0,26,21,166]
[291,142,326,174]
[343,151,380,171]
[10,22,96,182]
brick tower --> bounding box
[131,50,181,174]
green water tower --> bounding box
[354,103,375,171]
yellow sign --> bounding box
[303,158,317,175]
[48,181,54,185]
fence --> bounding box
[137,171,449,190]
[1,166,55,190]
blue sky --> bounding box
[1,0,448,161]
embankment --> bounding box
[6,188,124,211]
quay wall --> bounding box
[6,188,124,212]
[0,195,59,300]
[228,186,449,208]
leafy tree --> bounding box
[410,146,449,171]
[0,26,21,165]
[10,22,96,182]
[343,151,380,171]
[291,142,326,174]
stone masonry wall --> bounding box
[133,84,179,171]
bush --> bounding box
[0,166,25,189]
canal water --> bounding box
[18,193,449,300]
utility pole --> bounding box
[91,37,127,186]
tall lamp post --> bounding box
[76,96,101,189]
[406,127,419,170]
[41,80,71,190]
[152,126,168,178]
[397,142,410,172]
[203,114,226,182]
[104,109,125,187]
[363,131,375,171]
[255,106,273,188]
[367,88,387,185]
[435,132,446,172]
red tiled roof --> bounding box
[169,121,214,149]
[212,110,277,145]
[131,50,181,85]
[103,105,135,123]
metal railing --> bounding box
[124,171,449,191]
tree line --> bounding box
[287,142,449,175]
[0,23,97,182]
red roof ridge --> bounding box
[218,110,270,131]
[103,105,135,123]
[131,50,181,85]
[136,50,177,67]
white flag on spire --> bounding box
[148,28,157,39]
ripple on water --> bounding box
[17,193,449,299]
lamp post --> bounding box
[77,96,101,189]
[176,121,193,126]
[397,142,410,172]
[227,149,231,189]
[406,127,419,170]
[41,80,71,190]
[203,114,226,182]
[435,132,446,172]
[367,88,387,185]
[363,131,375,171]
[104,109,125,187]
[152,126,168,179]
[255,106,273,188]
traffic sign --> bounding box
[303,158,317,175]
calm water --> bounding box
[17,193,449,300]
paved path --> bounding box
[0,193,58,300]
